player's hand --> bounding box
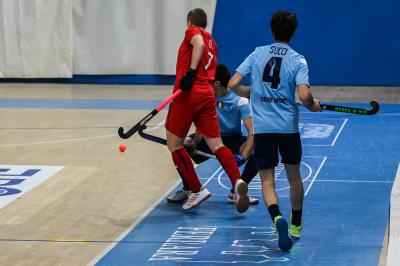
[307,99,322,112]
[179,69,196,91]
[234,154,246,166]
[184,136,197,150]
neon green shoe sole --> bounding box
[289,214,302,239]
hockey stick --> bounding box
[138,127,216,160]
[118,89,182,139]
[298,101,379,115]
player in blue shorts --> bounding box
[167,64,259,205]
[228,11,322,251]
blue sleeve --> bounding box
[236,50,257,77]
[295,56,310,86]
[238,97,252,120]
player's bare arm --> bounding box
[228,72,250,98]
[179,34,205,91]
[190,35,205,70]
[239,117,254,159]
[297,84,322,112]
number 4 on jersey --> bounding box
[262,57,282,89]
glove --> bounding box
[179,68,196,91]
[234,154,246,166]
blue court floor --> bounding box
[92,103,400,266]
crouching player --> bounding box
[167,64,259,205]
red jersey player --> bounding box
[165,8,250,213]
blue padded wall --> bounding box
[213,0,400,85]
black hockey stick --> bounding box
[138,127,216,159]
[298,101,379,115]
[118,89,182,139]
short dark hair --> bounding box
[215,64,231,87]
[270,10,297,42]
[187,8,207,28]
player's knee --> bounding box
[167,141,183,152]
[204,137,224,153]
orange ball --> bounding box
[119,144,126,152]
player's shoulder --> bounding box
[286,48,307,67]
[224,91,249,107]
[185,27,204,39]
[222,91,248,106]
[253,45,270,54]
[287,47,305,60]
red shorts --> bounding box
[165,86,220,138]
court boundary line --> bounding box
[331,118,348,146]
[302,118,348,147]
[305,156,327,196]
[88,179,182,265]
[0,119,164,148]
[212,177,393,184]
[0,134,116,148]
[387,162,400,265]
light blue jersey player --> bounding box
[228,10,322,252]
[235,43,309,134]
[216,90,251,136]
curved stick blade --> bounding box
[118,127,129,139]
[369,101,380,115]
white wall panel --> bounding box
[0,0,73,78]
[73,0,216,75]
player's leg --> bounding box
[223,136,259,205]
[240,155,259,205]
[203,136,249,213]
[166,129,202,191]
[167,135,211,203]
[255,133,292,251]
[280,133,303,239]
[167,169,190,203]
[259,168,278,210]
[166,130,211,210]
[165,97,210,210]
[241,155,258,184]
[195,96,249,213]
[284,163,303,239]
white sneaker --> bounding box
[234,180,249,213]
[182,188,211,211]
[227,190,259,205]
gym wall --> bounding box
[0,0,398,85]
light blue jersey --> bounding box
[216,91,252,136]
[236,42,309,134]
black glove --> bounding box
[179,68,196,91]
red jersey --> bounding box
[174,27,217,91]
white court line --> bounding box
[276,178,392,184]
[331,118,348,146]
[0,119,166,148]
[89,179,181,265]
[89,164,223,265]
[305,156,327,196]
[0,134,116,148]
[387,162,400,266]
[144,120,165,132]
[203,166,223,187]
[313,179,393,183]
[302,118,348,147]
